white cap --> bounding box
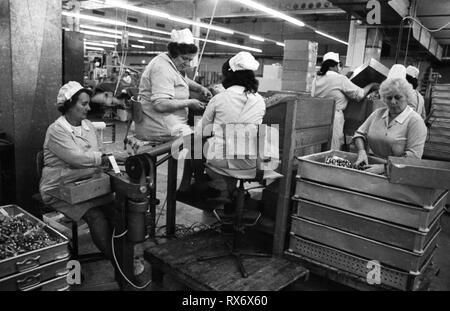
[170,28,195,44]
[56,81,90,107]
[323,52,340,63]
[229,51,260,72]
[406,65,420,79]
[388,64,407,79]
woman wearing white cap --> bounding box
[311,52,379,150]
[40,81,116,265]
[406,65,426,119]
[197,52,265,201]
[137,28,220,198]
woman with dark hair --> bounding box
[406,65,426,119]
[40,81,115,265]
[136,28,219,198]
[311,52,379,150]
[199,52,265,197]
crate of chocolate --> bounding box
[296,150,446,208]
[0,205,70,287]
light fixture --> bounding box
[215,40,262,53]
[85,46,105,51]
[102,40,118,45]
[80,30,122,39]
[138,40,155,44]
[276,42,285,47]
[168,16,234,35]
[80,25,142,38]
[84,41,115,48]
[249,35,265,42]
[314,30,349,45]
[131,44,146,49]
[63,11,126,26]
[232,0,305,27]
[103,0,170,19]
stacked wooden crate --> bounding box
[282,40,318,93]
[0,205,71,291]
[424,84,450,161]
[285,150,447,291]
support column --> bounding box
[0,0,62,210]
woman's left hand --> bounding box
[363,164,385,175]
[200,87,213,101]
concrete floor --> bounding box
[72,120,450,291]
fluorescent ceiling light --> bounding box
[102,40,118,45]
[131,45,146,49]
[314,30,348,46]
[126,24,171,36]
[80,30,121,39]
[63,11,126,26]
[168,16,234,35]
[85,41,115,48]
[215,40,262,53]
[103,0,170,19]
[249,35,264,42]
[138,40,155,44]
[233,0,304,27]
[85,46,104,51]
[80,25,142,38]
[276,42,285,47]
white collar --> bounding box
[382,105,413,124]
[325,70,340,76]
[227,85,246,94]
[56,116,90,133]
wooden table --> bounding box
[144,230,309,291]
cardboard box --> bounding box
[59,173,111,204]
[282,70,314,82]
[263,64,283,79]
[258,77,282,92]
[283,50,317,61]
[283,59,316,72]
[282,80,312,92]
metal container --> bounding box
[294,179,447,231]
[293,202,442,253]
[286,235,436,291]
[289,217,440,272]
[296,150,446,207]
[0,256,69,291]
[22,273,70,291]
[0,205,70,279]
[349,58,389,88]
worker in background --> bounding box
[352,77,428,174]
[406,65,426,119]
[198,52,265,203]
[39,81,116,269]
[136,28,220,199]
[311,52,379,151]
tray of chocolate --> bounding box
[0,205,70,279]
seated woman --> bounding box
[136,28,219,198]
[353,77,428,174]
[199,51,265,200]
[39,81,114,265]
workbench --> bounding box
[144,230,309,291]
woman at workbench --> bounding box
[199,52,265,201]
[136,28,220,199]
[311,52,379,151]
[40,81,115,265]
[353,77,428,174]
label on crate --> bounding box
[108,155,121,174]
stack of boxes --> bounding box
[282,40,318,93]
[286,150,447,291]
[257,64,283,92]
[424,84,450,161]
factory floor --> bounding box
[71,120,450,291]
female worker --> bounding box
[311,52,379,150]
[353,77,428,174]
[406,65,426,119]
[136,28,219,198]
[199,51,265,200]
[39,81,115,264]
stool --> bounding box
[198,164,283,278]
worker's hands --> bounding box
[353,150,369,168]
[370,82,380,92]
[199,86,213,101]
[187,99,207,112]
[363,164,385,175]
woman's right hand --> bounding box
[353,150,369,168]
[187,99,206,112]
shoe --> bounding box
[134,257,145,276]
